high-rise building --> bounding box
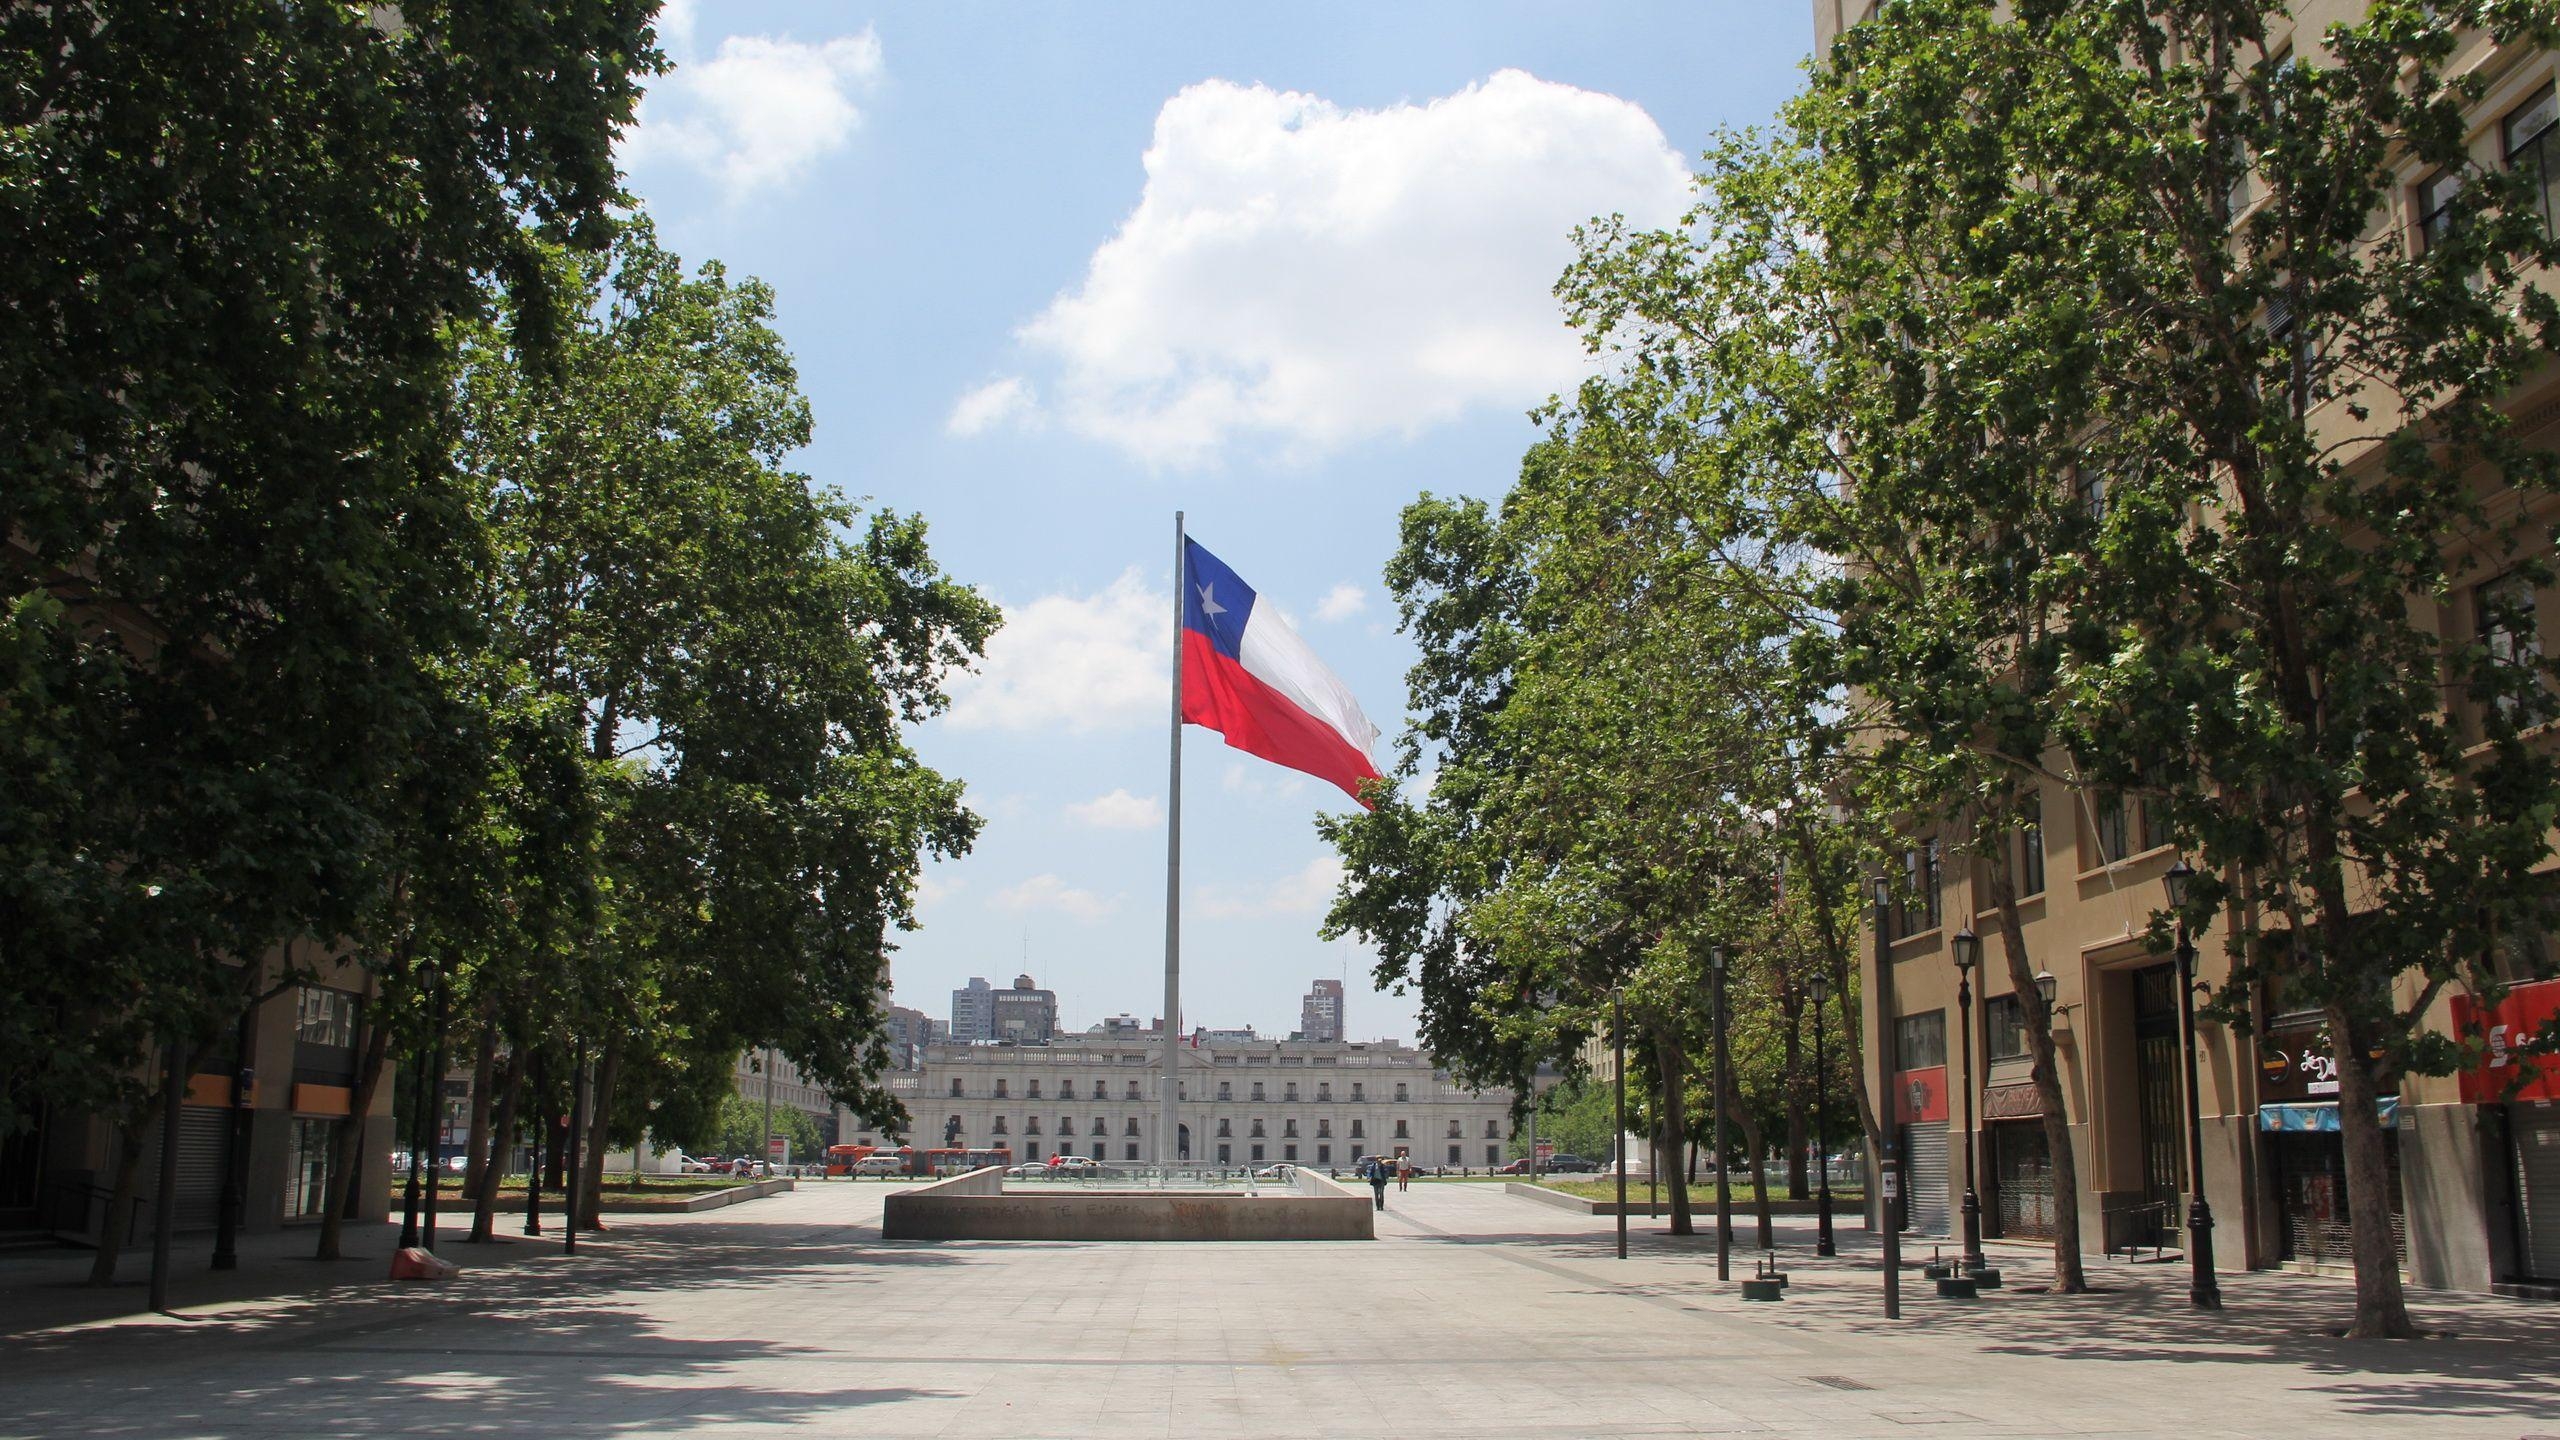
[882,1005,934,1070]
[990,973,1058,1044]
[950,976,995,1044]
[1299,979,1345,1044]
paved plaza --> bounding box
[1,1181,2555,1439]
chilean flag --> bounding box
[1181,538,1384,807]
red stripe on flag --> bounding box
[1181,631,1381,807]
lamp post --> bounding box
[1611,984,1628,1261]
[2163,859,2223,1310]
[1950,925,1987,1276]
[1711,947,1732,1282]
[1871,875,1902,1320]
[1809,970,1835,1257]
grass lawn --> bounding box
[1524,1177,1866,1204]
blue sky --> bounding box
[620,2,1814,1042]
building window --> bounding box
[1027,1079,1041,1099]
[1486,1144,1501,1167]
[2416,168,2462,251]
[1284,1144,1298,1162]
[1026,1142,1041,1161]
[1026,1117,1042,1135]
[1218,1081,1231,1100]
[1896,1011,1949,1070]
[1251,1118,1266,1137]
[1282,1118,1298,1137]
[949,1078,964,1097]
[1317,1144,1332,1164]
[1483,1120,1498,1139]
[1060,1117,1076,1136]
[2015,797,2046,897]
[1127,1143,1140,1161]
[994,1079,1008,1098]
[1446,1120,1461,1139]
[1218,1143,1232,1162]
[1317,1119,1332,1138]
[1985,994,2029,1062]
[2479,570,2548,723]
[1125,1117,1141,1136]
[1317,1083,1330,1101]
[1447,1145,1461,1165]
[1284,1083,1298,1101]
[1125,1081,1141,1101]
[1351,1082,1364,1101]
[1252,1082,1265,1101]
[2093,793,2131,866]
[287,1118,339,1218]
[2075,467,2108,523]
[1350,1119,1364,1138]
[1891,840,1943,939]
[1394,1083,1409,1102]
[294,988,358,1049]
[2504,83,2560,235]
[991,1116,1008,1135]
[1093,1116,1106,1137]
[1060,1079,1076,1100]
[1217,1118,1232,1137]
[1091,1141,1106,1160]
[1251,1144,1265,1162]
[1394,1119,1410,1138]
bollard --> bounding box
[1935,1275,1979,1299]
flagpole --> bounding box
[1161,511,1185,1180]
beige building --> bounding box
[848,1032,1518,1171]
[1821,2,2560,1298]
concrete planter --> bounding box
[882,1167,1375,1242]
[1503,1182,1840,1218]
[595,1177,795,1214]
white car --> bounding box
[851,1155,906,1177]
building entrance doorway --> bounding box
[1990,1119,2054,1239]
[1177,1124,1190,1161]
[2131,964,2186,1249]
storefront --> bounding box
[2452,977,2560,1289]
[2257,1022,2404,1267]
[1982,1083,2054,1239]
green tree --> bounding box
[0,0,660,1283]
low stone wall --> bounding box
[882,1166,1374,1242]
[1504,1181,1837,1218]
[596,1176,795,1213]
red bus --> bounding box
[917,1146,1010,1176]
[823,1143,880,1177]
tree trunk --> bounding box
[470,1046,521,1242]
[84,1090,159,1287]
[1791,823,1883,1154]
[1648,1025,1692,1235]
[2330,1003,2415,1338]
[1985,823,2087,1293]
[316,1015,394,1261]
[577,1035,620,1231]
[460,1008,497,1206]
[1721,1070,1776,1249]
[1783,995,1808,1200]
[545,1109,567,1191]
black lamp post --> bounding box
[1809,970,1836,1257]
[2163,859,2223,1310]
[1611,984,1628,1262]
[1870,875,1902,1320]
[1711,946,1732,1282]
[1950,925,1988,1275]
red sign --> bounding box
[2451,978,2560,1104]
[1893,1066,1949,1125]
[1533,1140,1554,1161]
[767,1136,789,1159]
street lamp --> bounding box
[1611,984,1628,1262]
[1808,970,1836,1257]
[1711,946,1731,1282]
[2162,858,2223,1310]
[1950,925,1988,1276]
[1870,873,1902,1320]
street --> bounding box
[3,1182,2553,1438]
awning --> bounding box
[2257,1098,2400,1133]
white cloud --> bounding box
[944,569,1165,734]
[946,376,1039,437]
[1065,788,1164,829]
[1196,856,1344,920]
[622,17,884,199]
[914,872,964,914]
[1222,761,1306,802]
[994,873,1120,923]
[1315,583,1368,622]
[974,69,1690,467]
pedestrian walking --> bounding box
[1364,1157,1388,1211]
[1397,1156,1412,1192]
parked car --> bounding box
[852,1155,907,1177]
[1251,1164,1296,1180]
[1543,1153,1600,1173]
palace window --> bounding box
[1125,1117,1141,1136]
[2504,84,2560,235]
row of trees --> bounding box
[1328,0,2560,1339]
[1,3,987,1283]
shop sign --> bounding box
[2450,977,2560,1105]
[1892,1065,1949,1125]
[1982,1082,2044,1121]
[2258,1024,2341,1103]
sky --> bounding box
[619,2,1816,1044]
